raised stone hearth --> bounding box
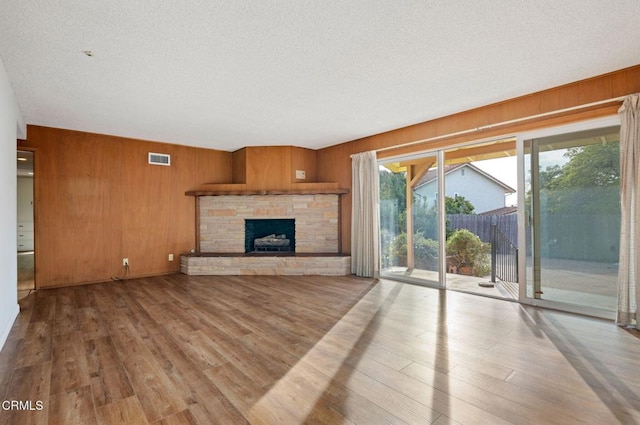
[181,253,351,276]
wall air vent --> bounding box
[148,152,171,166]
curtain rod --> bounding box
[376,95,626,154]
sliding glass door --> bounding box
[523,124,621,316]
[379,118,621,318]
[443,139,518,299]
[380,139,519,296]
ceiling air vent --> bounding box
[148,152,170,166]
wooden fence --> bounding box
[448,213,619,262]
[447,214,517,246]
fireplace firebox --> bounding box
[244,219,295,253]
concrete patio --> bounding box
[382,257,617,312]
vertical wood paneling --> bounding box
[230,146,319,187]
[121,141,196,275]
[20,128,124,286]
[245,146,292,190]
[196,148,232,184]
[317,143,354,254]
[18,126,233,288]
[232,148,246,184]
[290,146,317,183]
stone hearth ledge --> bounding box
[181,254,351,276]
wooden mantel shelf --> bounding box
[186,188,349,196]
[186,182,349,197]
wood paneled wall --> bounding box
[245,146,291,190]
[231,148,246,183]
[18,126,232,288]
[317,64,640,254]
[290,146,317,183]
[230,146,320,189]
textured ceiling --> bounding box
[1,1,639,151]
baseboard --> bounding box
[36,271,180,289]
[0,303,20,352]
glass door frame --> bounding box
[378,151,446,288]
[516,115,621,319]
[380,137,518,293]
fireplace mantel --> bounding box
[185,182,349,197]
[186,188,349,196]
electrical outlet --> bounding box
[168,253,174,261]
[122,258,129,267]
[295,170,306,179]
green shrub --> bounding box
[385,229,491,276]
[472,251,492,277]
[384,232,438,270]
[446,229,490,276]
[413,233,439,270]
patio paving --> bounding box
[382,257,617,312]
[381,267,516,299]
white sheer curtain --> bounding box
[351,151,380,278]
[617,94,640,328]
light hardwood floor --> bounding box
[1,274,639,424]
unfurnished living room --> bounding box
[2,2,640,424]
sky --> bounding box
[472,150,570,206]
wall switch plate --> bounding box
[122,258,129,266]
[168,253,174,261]
[296,170,306,179]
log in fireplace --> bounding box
[244,219,295,253]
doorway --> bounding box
[379,154,442,287]
[443,139,519,299]
[17,150,34,300]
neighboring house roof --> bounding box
[479,206,518,216]
[415,163,516,194]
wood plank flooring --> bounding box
[1,274,640,424]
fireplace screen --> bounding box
[245,219,295,253]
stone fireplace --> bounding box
[181,191,351,275]
[198,194,340,254]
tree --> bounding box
[379,169,406,210]
[413,196,438,240]
[541,143,619,190]
[538,142,620,214]
[445,195,475,214]
[380,170,407,235]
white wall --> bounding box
[0,54,25,351]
